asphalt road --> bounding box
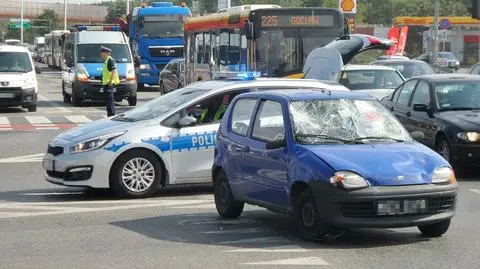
[0,65,480,269]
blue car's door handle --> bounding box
[230,145,249,152]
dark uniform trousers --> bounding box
[103,85,116,117]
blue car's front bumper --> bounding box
[310,182,457,228]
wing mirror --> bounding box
[413,103,433,117]
[265,139,285,150]
[177,115,197,127]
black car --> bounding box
[381,74,480,167]
[158,58,185,94]
[370,59,436,79]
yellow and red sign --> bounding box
[339,0,357,14]
[386,26,409,55]
[395,16,480,25]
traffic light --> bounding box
[471,0,480,19]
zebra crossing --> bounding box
[0,115,105,131]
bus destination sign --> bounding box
[260,14,335,28]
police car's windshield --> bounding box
[290,99,412,144]
[115,86,210,122]
[77,44,132,63]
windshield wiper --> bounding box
[112,114,136,122]
[296,134,359,144]
[354,136,405,142]
[441,107,478,111]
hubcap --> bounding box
[438,141,450,161]
[121,158,155,192]
[301,202,316,228]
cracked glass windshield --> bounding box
[290,99,412,144]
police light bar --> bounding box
[212,71,261,80]
[74,25,121,31]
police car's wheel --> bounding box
[128,96,137,106]
[418,219,451,237]
[294,190,329,242]
[72,91,81,107]
[110,150,160,198]
[214,171,244,219]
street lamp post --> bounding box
[20,0,24,43]
[432,0,440,66]
[64,0,67,31]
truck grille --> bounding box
[148,46,183,58]
[340,196,456,218]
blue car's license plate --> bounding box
[377,199,427,215]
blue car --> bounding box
[212,89,458,241]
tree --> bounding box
[104,0,137,23]
[33,9,60,36]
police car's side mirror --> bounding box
[178,115,197,127]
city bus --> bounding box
[183,5,348,83]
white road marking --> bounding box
[217,236,291,244]
[469,188,480,195]
[0,116,10,125]
[242,257,329,266]
[5,198,213,206]
[0,153,44,163]
[35,127,60,130]
[25,116,52,124]
[19,192,85,196]
[225,247,308,253]
[171,203,217,209]
[37,94,72,113]
[203,228,269,234]
[65,115,92,124]
[0,127,13,131]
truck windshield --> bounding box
[0,52,32,73]
[77,44,132,63]
[141,21,183,38]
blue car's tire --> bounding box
[214,171,244,219]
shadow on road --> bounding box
[110,211,432,250]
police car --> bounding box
[42,72,349,198]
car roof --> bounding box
[0,45,30,53]
[342,64,398,71]
[410,74,480,83]
[188,78,350,92]
[239,88,375,101]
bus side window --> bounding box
[196,33,204,64]
[211,30,219,71]
[204,32,211,65]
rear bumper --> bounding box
[0,88,37,107]
[310,182,458,228]
[73,82,137,100]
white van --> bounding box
[0,45,39,112]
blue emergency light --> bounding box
[75,25,121,31]
[212,71,261,80]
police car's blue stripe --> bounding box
[104,142,130,152]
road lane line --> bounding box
[225,247,308,253]
[4,198,213,206]
[65,115,92,124]
[217,236,291,244]
[242,257,329,266]
[0,116,10,125]
[37,94,72,113]
[0,128,13,131]
[25,116,52,124]
[469,188,480,195]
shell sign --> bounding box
[339,0,357,14]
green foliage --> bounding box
[4,9,60,44]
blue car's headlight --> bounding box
[70,131,126,154]
[432,166,456,184]
[329,171,369,190]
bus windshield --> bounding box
[141,21,183,38]
[255,29,340,77]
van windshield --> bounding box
[77,44,131,63]
[0,52,32,73]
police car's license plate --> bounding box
[0,93,14,98]
[43,159,55,171]
[377,199,427,215]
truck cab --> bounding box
[129,2,191,90]
[61,24,137,106]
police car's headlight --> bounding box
[432,166,456,184]
[329,171,369,190]
[140,64,150,70]
[70,131,126,154]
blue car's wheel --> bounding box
[214,171,244,219]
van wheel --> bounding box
[110,149,161,198]
[27,104,37,112]
[214,170,244,219]
[63,91,71,103]
[128,96,137,106]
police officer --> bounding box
[99,46,120,117]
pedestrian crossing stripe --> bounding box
[0,115,104,131]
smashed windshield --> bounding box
[435,82,480,110]
[340,70,404,90]
[115,86,210,122]
[290,99,412,144]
